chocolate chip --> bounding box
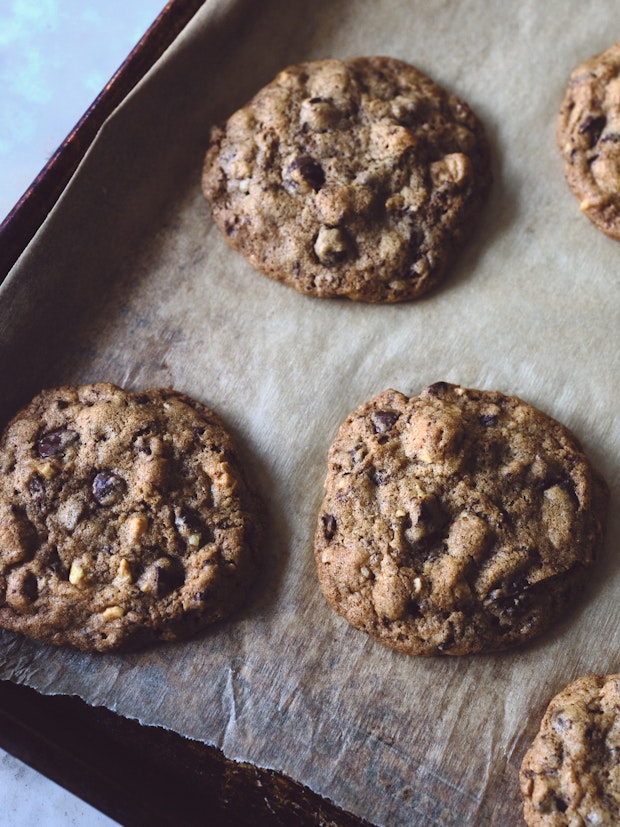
[552,794,568,814]
[370,468,390,486]
[322,514,337,541]
[313,225,352,266]
[288,156,325,191]
[174,506,213,545]
[487,578,534,619]
[437,626,456,652]
[579,114,606,148]
[92,471,126,506]
[21,572,38,602]
[372,410,399,433]
[585,724,596,741]
[153,557,185,597]
[601,131,620,143]
[36,428,79,457]
[425,382,451,397]
[479,413,497,426]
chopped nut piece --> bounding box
[69,561,85,586]
[116,558,133,584]
[123,513,148,545]
[38,461,56,479]
[216,462,235,488]
[102,606,124,621]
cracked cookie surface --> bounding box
[314,383,608,655]
[558,41,620,239]
[520,673,620,826]
[0,383,260,652]
[202,56,491,302]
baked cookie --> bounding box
[314,383,608,655]
[0,383,260,652]
[520,673,620,826]
[202,56,491,302]
[558,41,620,239]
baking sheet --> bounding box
[0,1,619,824]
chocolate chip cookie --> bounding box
[520,673,620,826]
[0,383,260,652]
[558,41,620,239]
[314,383,608,655]
[202,56,491,302]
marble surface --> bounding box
[0,0,165,221]
[0,1,165,823]
[0,747,117,825]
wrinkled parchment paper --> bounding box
[1,1,619,823]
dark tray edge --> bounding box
[0,680,372,827]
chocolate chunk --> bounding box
[36,428,78,457]
[153,557,185,597]
[550,793,568,814]
[487,576,535,619]
[579,114,606,148]
[322,514,337,541]
[174,506,213,545]
[373,410,399,433]
[288,156,325,191]
[92,471,126,506]
[313,225,352,266]
[425,381,451,397]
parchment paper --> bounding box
[1,1,619,824]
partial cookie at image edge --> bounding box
[520,673,620,826]
[558,40,620,239]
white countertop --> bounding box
[0,0,166,221]
[0,2,167,824]
[0,747,117,826]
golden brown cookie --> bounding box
[558,41,620,238]
[314,383,608,655]
[0,383,260,652]
[520,673,620,826]
[202,57,491,302]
